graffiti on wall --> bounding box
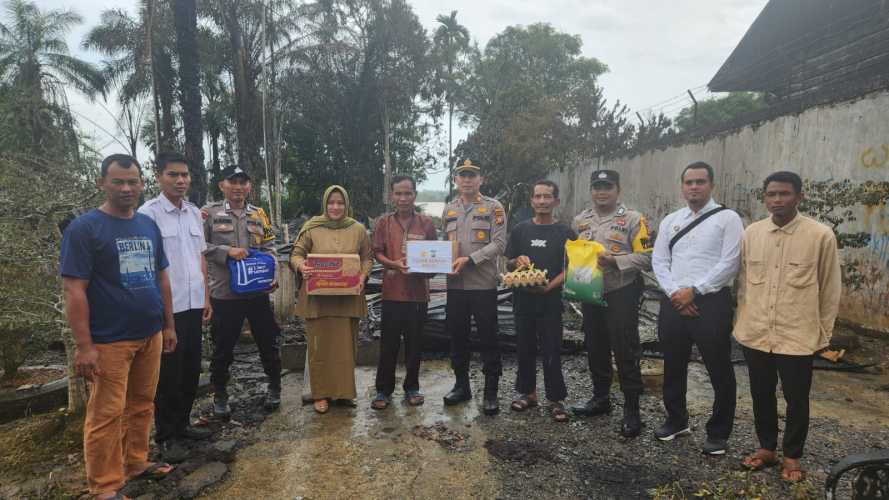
[860,144,889,169]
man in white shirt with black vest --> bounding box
[652,161,743,455]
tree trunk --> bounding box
[382,103,392,212]
[62,329,88,414]
[174,0,207,206]
[157,51,177,151]
[146,0,161,155]
[224,3,262,182]
[448,101,454,194]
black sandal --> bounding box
[130,462,173,481]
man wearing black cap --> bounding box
[571,169,653,438]
[202,165,281,417]
[441,159,507,415]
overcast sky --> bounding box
[47,0,768,190]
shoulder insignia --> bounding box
[200,209,209,220]
[494,207,505,225]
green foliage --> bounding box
[0,154,99,378]
[652,471,817,499]
[275,0,432,218]
[0,0,104,377]
[455,23,631,209]
[675,92,766,133]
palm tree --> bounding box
[83,2,179,153]
[0,0,105,152]
[432,11,469,192]
[173,0,206,205]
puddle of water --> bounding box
[204,360,500,499]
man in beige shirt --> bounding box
[734,171,841,483]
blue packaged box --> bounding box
[228,250,276,294]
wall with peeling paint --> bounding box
[550,88,889,332]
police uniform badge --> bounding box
[494,208,505,225]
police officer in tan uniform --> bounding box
[203,165,281,417]
[442,160,507,415]
[571,169,653,437]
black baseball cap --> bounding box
[591,169,619,187]
[221,165,251,180]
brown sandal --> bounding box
[742,449,779,471]
[510,394,539,412]
[313,399,329,414]
[551,402,569,423]
[781,458,806,482]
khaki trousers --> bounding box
[84,333,162,494]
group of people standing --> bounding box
[60,152,840,499]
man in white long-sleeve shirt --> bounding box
[651,161,743,455]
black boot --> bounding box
[482,375,499,416]
[620,393,642,438]
[444,373,472,406]
[571,395,611,417]
[263,386,281,411]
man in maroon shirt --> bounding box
[371,175,438,409]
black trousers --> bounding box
[155,309,203,443]
[743,346,814,459]
[515,292,566,401]
[209,295,281,396]
[582,278,644,398]
[657,288,736,440]
[375,300,427,395]
[446,289,502,377]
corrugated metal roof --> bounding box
[709,0,889,96]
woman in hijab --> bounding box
[291,186,373,414]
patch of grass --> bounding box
[652,471,818,500]
[0,411,83,481]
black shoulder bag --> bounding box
[668,206,728,251]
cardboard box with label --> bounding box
[405,240,458,274]
[306,254,362,295]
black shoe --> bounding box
[620,394,642,438]
[213,393,231,418]
[654,420,691,441]
[571,396,612,417]
[157,439,189,463]
[482,375,499,416]
[180,425,213,441]
[264,388,281,411]
[702,437,727,455]
[443,377,472,406]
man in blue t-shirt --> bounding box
[61,154,177,499]
[504,180,576,422]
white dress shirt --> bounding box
[138,194,207,313]
[652,197,743,297]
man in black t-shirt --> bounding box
[505,180,576,422]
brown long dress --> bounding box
[291,224,372,399]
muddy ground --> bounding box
[1,329,888,499]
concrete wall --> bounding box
[549,89,889,332]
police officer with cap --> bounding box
[442,159,507,415]
[571,169,653,437]
[203,165,282,416]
